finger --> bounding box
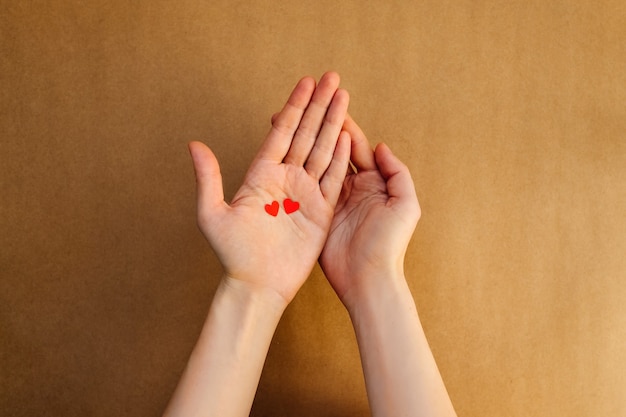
[304,88,349,180]
[320,131,351,207]
[374,143,420,216]
[343,114,377,172]
[188,141,227,223]
[270,112,279,125]
[256,76,316,163]
[283,71,341,166]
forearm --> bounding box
[163,276,286,417]
[346,273,456,417]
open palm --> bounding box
[190,73,350,303]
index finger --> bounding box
[255,76,316,163]
[343,114,377,172]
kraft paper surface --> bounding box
[1,1,625,416]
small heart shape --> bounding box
[283,198,300,214]
[264,201,279,216]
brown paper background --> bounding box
[2,1,625,416]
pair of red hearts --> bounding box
[265,198,299,217]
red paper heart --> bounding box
[283,198,300,214]
[264,200,279,216]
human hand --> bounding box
[319,115,421,307]
[189,72,350,305]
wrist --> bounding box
[219,274,290,316]
[341,268,413,316]
[168,274,287,417]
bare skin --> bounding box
[321,115,458,417]
[163,72,351,417]
[164,73,456,417]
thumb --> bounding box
[188,141,226,216]
[374,143,421,220]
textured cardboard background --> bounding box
[1,1,625,416]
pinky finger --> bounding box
[320,131,351,207]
